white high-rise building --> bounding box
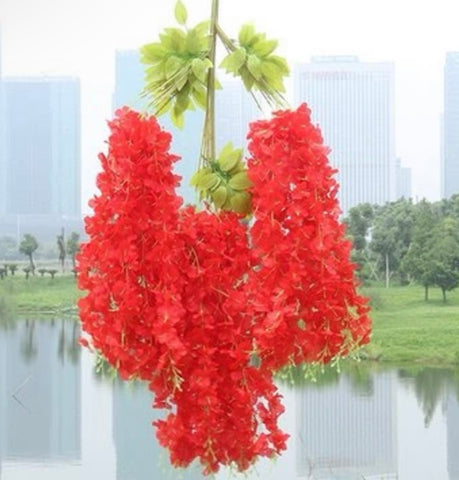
[442,52,459,199]
[294,56,396,214]
[396,157,412,200]
[1,77,81,217]
[0,76,83,240]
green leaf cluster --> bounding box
[191,143,252,215]
[220,24,289,106]
[140,2,212,128]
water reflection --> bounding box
[112,380,202,480]
[295,369,397,479]
[0,297,15,331]
[399,368,459,427]
[0,319,81,479]
[448,394,459,480]
[1,320,459,480]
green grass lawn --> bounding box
[0,274,82,315]
[362,283,459,365]
[2,273,459,366]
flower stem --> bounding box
[216,23,235,52]
[200,0,219,168]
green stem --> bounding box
[216,24,236,52]
[200,0,219,167]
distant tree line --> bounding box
[0,230,81,279]
[344,195,459,301]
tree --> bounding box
[57,229,66,272]
[370,199,415,287]
[19,234,39,274]
[402,200,440,300]
[48,269,58,279]
[37,268,48,277]
[9,264,18,276]
[344,203,374,251]
[343,203,375,279]
[438,193,459,219]
[67,232,80,271]
[430,217,459,302]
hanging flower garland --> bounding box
[242,104,371,371]
[78,0,371,475]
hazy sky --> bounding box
[1,0,458,209]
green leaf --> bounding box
[211,185,229,208]
[218,142,235,160]
[198,172,220,191]
[145,64,166,83]
[161,29,186,52]
[165,55,185,79]
[191,58,210,83]
[260,59,283,81]
[190,167,211,187]
[174,0,188,25]
[246,33,264,48]
[174,73,188,92]
[239,24,256,46]
[155,99,172,116]
[185,29,204,55]
[240,66,255,90]
[247,54,262,81]
[228,171,252,191]
[267,55,290,75]
[218,143,243,172]
[192,20,210,36]
[220,48,247,74]
[171,104,185,129]
[226,160,245,175]
[140,43,167,63]
[230,191,251,215]
[191,83,207,109]
[264,75,286,93]
[176,83,191,109]
[252,38,278,57]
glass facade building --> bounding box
[442,52,459,199]
[294,56,396,214]
[396,157,412,200]
[1,77,81,217]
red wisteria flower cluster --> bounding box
[78,104,370,475]
[240,104,371,370]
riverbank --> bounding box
[1,276,458,366]
[0,274,81,316]
[361,284,459,365]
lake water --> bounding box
[0,319,458,480]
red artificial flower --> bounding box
[78,104,370,475]
[240,103,371,370]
